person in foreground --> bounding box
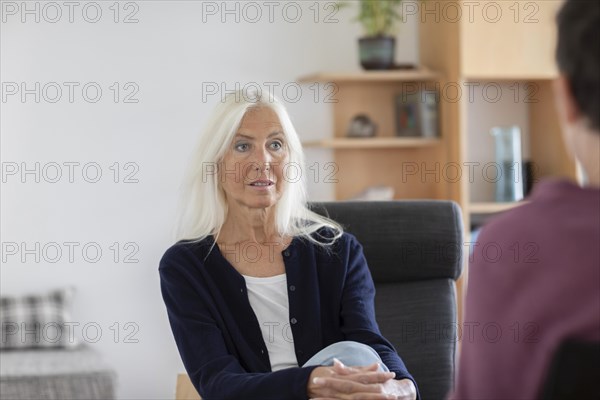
[159,88,418,399]
[450,0,600,399]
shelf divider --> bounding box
[302,137,441,149]
[469,201,529,214]
[297,68,439,83]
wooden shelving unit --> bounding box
[297,68,447,202]
[419,0,576,324]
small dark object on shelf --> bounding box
[347,114,377,138]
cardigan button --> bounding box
[289,285,296,292]
[283,250,290,257]
[260,349,264,354]
[290,317,297,324]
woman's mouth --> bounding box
[249,180,274,187]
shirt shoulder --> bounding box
[478,179,600,243]
[470,179,600,290]
[159,237,215,271]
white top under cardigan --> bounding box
[241,273,300,371]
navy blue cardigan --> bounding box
[159,229,418,399]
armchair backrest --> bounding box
[310,200,464,400]
[540,339,600,399]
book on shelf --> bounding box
[395,89,439,138]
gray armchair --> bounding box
[311,200,464,400]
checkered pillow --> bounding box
[0,287,79,350]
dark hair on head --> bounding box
[556,0,600,132]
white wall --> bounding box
[1,2,418,399]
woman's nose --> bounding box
[252,147,273,169]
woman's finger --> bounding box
[332,358,356,375]
[329,360,393,384]
[332,358,346,370]
[312,375,394,396]
[333,359,380,375]
[341,370,396,385]
[312,389,395,400]
[312,394,395,400]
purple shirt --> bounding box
[450,178,600,400]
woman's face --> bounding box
[219,106,289,210]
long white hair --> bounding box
[173,87,343,246]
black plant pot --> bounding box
[358,36,395,70]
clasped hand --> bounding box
[307,358,416,400]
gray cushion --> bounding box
[1,287,79,350]
[376,279,457,400]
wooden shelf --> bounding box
[302,137,441,149]
[297,68,439,83]
[462,74,559,82]
[469,201,529,214]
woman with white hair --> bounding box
[159,88,418,400]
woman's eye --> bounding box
[270,141,283,150]
[235,143,250,152]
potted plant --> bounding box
[337,0,407,70]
